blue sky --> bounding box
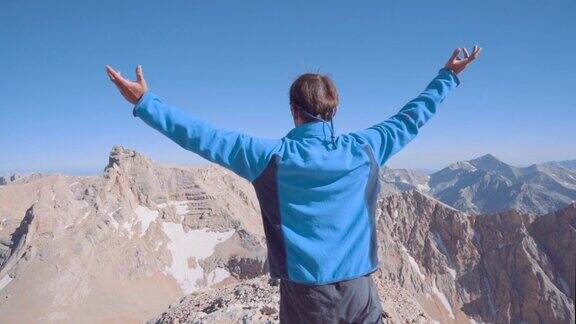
[1,0,574,174]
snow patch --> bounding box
[162,223,235,294]
[433,231,453,265]
[134,205,159,237]
[416,183,430,191]
[0,274,13,291]
[434,232,449,256]
[207,267,230,285]
[446,266,457,280]
[432,279,454,319]
[401,246,425,280]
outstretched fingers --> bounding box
[472,46,482,59]
[466,46,482,63]
[449,48,462,62]
[462,47,470,60]
[105,64,148,104]
[135,65,147,88]
[106,65,128,88]
[105,65,120,81]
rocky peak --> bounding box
[468,154,524,181]
[104,145,155,177]
[107,145,146,168]
[469,153,506,169]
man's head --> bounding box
[289,73,339,127]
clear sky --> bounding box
[1,0,574,174]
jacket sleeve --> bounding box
[351,68,460,166]
[133,92,282,182]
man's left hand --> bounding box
[444,45,482,75]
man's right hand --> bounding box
[444,45,482,75]
[105,65,148,104]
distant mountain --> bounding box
[379,167,430,197]
[543,159,576,170]
[429,154,576,214]
[381,154,576,215]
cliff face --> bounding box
[376,191,575,323]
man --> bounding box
[106,45,481,323]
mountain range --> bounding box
[0,146,574,323]
[381,154,576,215]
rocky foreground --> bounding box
[148,274,431,324]
[0,146,574,323]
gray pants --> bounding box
[279,274,384,324]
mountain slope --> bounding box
[0,146,267,323]
[377,191,575,323]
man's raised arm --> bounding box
[105,65,281,182]
[352,46,482,166]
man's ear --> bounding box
[290,106,297,120]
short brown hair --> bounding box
[289,73,339,121]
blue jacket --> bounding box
[133,68,460,285]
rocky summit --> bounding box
[0,146,574,323]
